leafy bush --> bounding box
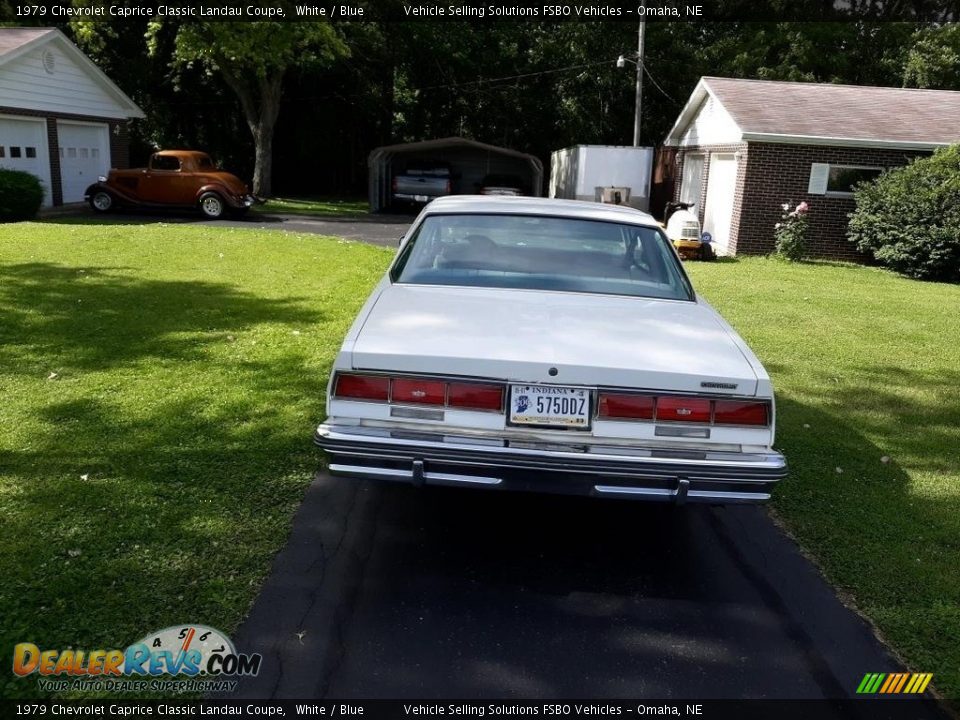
[848,145,960,282]
[0,169,44,222]
[773,200,810,261]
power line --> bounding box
[412,58,618,92]
[641,61,678,105]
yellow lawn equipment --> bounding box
[663,201,715,261]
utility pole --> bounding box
[633,16,645,147]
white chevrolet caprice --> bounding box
[315,196,786,504]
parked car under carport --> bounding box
[368,137,543,213]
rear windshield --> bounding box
[391,213,694,301]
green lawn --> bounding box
[0,222,391,699]
[255,196,369,218]
[1,224,958,701]
[686,258,960,700]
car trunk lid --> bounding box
[351,285,759,396]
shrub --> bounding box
[0,169,44,222]
[773,200,810,261]
[848,145,960,282]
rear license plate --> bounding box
[414,194,429,202]
[509,385,591,428]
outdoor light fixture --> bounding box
[617,55,626,68]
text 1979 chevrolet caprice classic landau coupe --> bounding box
[315,196,786,504]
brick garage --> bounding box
[0,28,143,207]
[665,78,960,260]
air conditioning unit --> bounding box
[598,186,631,205]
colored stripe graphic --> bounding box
[893,673,909,693]
[879,674,897,693]
[857,672,933,694]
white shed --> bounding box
[0,27,144,206]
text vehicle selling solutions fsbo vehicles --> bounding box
[315,196,786,504]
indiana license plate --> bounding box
[509,385,591,428]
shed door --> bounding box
[57,121,110,204]
[0,115,52,206]
[703,153,737,255]
[679,153,704,215]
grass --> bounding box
[254,196,368,218]
[0,221,391,699]
[1,223,958,700]
[686,257,960,700]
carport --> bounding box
[368,137,544,212]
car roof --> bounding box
[422,195,658,226]
[154,150,211,159]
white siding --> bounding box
[679,96,742,148]
[0,45,131,119]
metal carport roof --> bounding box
[368,137,544,213]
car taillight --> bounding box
[714,400,769,426]
[597,391,770,426]
[392,378,445,405]
[334,373,389,401]
[332,374,505,412]
[444,180,451,193]
[447,382,503,411]
[392,177,398,192]
[655,396,712,423]
[597,393,654,420]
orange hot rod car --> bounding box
[84,150,257,219]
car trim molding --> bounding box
[316,423,786,504]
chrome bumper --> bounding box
[314,423,787,505]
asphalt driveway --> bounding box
[235,212,411,247]
[224,475,949,712]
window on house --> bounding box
[809,163,883,195]
[91,148,99,159]
[25,147,36,158]
[828,166,882,194]
[10,146,21,158]
[67,148,76,158]
[80,148,89,159]
[0,147,5,158]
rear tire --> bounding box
[199,192,225,220]
[89,190,114,213]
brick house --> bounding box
[664,77,960,259]
[0,27,144,207]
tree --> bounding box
[148,18,348,196]
[903,24,960,89]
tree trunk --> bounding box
[219,66,284,197]
[252,127,273,197]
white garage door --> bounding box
[0,115,52,206]
[57,121,110,204]
[702,153,738,256]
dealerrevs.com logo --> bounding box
[12,624,261,694]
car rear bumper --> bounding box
[314,423,787,504]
